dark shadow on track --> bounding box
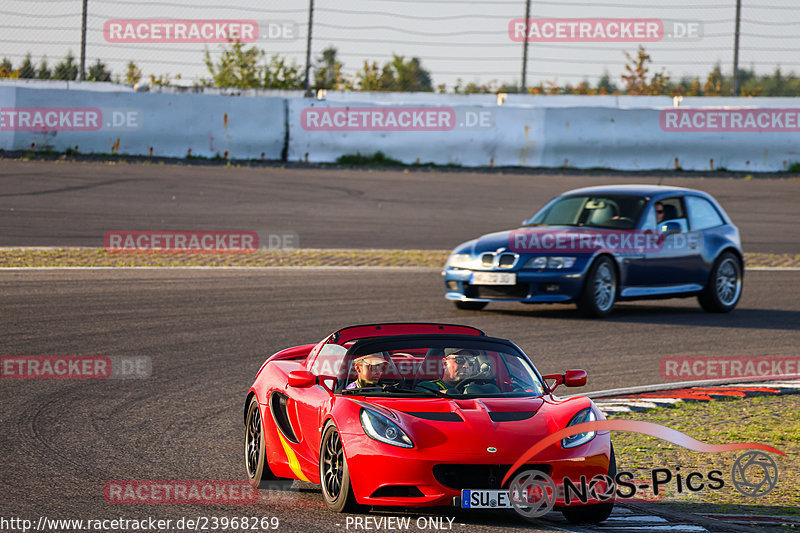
[464,304,800,331]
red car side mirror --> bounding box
[564,369,587,387]
[288,370,316,388]
[543,369,587,392]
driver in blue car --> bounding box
[655,201,665,224]
[417,349,500,394]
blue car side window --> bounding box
[656,197,689,234]
[686,196,725,231]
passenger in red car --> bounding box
[346,354,388,389]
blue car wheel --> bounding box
[577,256,617,318]
[698,251,743,313]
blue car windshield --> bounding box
[526,195,647,229]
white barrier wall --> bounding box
[678,96,800,108]
[541,107,799,171]
[287,98,546,167]
[504,94,674,108]
[289,99,800,171]
[0,87,286,159]
[3,81,793,108]
[320,91,499,106]
[0,87,16,151]
[2,84,800,171]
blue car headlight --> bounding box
[546,256,576,269]
[562,408,597,448]
[524,256,548,269]
[447,253,473,269]
[523,256,576,269]
[360,408,414,448]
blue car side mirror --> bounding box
[660,221,681,237]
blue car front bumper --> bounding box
[443,265,589,304]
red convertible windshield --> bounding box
[335,340,546,398]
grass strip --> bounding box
[0,249,797,268]
[0,248,449,268]
[608,394,800,516]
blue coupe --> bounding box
[443,185,743,317]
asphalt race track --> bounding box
[2,161,800,532]
[1,160,799,252]
[2,268,800,533]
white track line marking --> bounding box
[603,515,668,523]
[0,266,442,271]
[597,398,684,405]
[734,381,800,387]
[596,401,665,409]
[598,407,632,413]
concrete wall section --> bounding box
[287,99,547,167]
[0,87,286,159]
[3,86,800,172]
[542,107,799,171]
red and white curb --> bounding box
[589,377,800,415]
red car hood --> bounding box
[356,396,586,460]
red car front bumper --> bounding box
[341,432,612,508]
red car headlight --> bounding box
[360,408,414,448]
[561,408,597,449]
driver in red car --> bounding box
[417,349,499,394]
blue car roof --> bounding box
[560,184,698,197]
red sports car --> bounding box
[243,323,614,524]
